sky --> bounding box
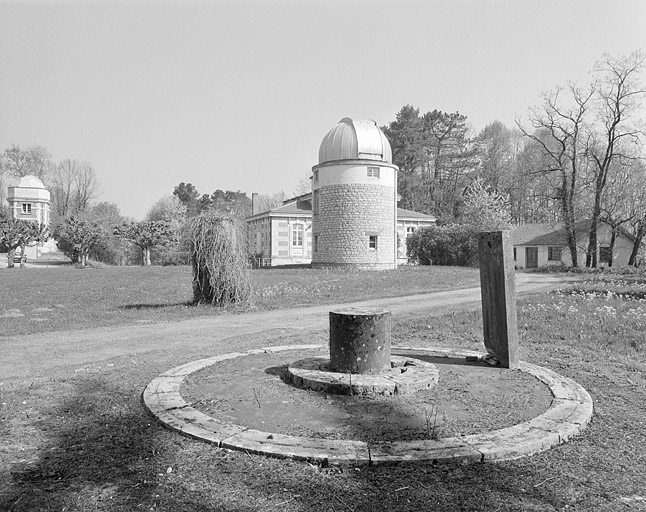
[1,0,645,220]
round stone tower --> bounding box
[311,118,398,270]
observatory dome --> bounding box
[17,175,47,189]
[318,118,392,165]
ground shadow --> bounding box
[121,301,193,310]
[0,377,247,512]
[397,353,493,368]
[264,364,289,378]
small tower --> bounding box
[7,175,52,259]
[311,118,398,270]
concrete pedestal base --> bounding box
[286,355,439,396]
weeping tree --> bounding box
[188,211,250,306]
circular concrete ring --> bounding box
[286,355,438,395]
[142,345,593,466]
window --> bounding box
[22,203,32,214]
[548,246,562,261]
[313,235,318,252]
[367,167,380,178]
[313,170,319,183]
[292,224,304,246]
[406,226,416,236]
[599,246,611,263]
[513,247,517,261]
[369,235,378,249]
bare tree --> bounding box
[0,145,54,205]
[602,160,646,266]
[0,145,53,180]
[518,84,595,267]
[50,159,99,223]
[292,174,312,196]
[255,191,288,213]
[584,51,645,267]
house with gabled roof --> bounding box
[246,192,436,267]
[510,219,638,269]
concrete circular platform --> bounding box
[286,355,439,396]
[142,345,593,466]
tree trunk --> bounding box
[7,247,16,268]
[585,227,597,268]
[557,168,580,268]
[628,223,645,266]
[19,243,27,268]
[142,247,151,266]
[586,195,602,267]
[561,175,579,268]
[608,227,617,268]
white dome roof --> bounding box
[318,118,392,165]
[17,175,47,189]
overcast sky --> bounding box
[1,0,645,220]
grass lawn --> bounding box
[1,266,645,511]
[0,264,480,336]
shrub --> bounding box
[407,224,479,267]
[188,212,251,306]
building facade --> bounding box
[246,194,435,267]
[247,195,313,267]
[511,220,640,268]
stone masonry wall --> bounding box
[312,183,395,268]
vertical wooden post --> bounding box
[478,230,519,369]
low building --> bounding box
[511,220,639,269]
[246,193,435,267]
[247,194,313,267]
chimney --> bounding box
[252,192,259,215]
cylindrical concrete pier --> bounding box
[329,307,391,374]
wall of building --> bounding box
[514,227,637,268]
[270,217,312,266]
[312,161,397,270]
[8,185,50,226]
[248,214,312,267]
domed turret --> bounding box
[318,118,392,165]
[311,118,398,270]
[17,175,47,189]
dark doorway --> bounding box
[525,247,538,268]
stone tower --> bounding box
[311,118,398,270]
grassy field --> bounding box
[1,266,645,511]
[0,264,480,336]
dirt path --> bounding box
[0,273,572,380]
